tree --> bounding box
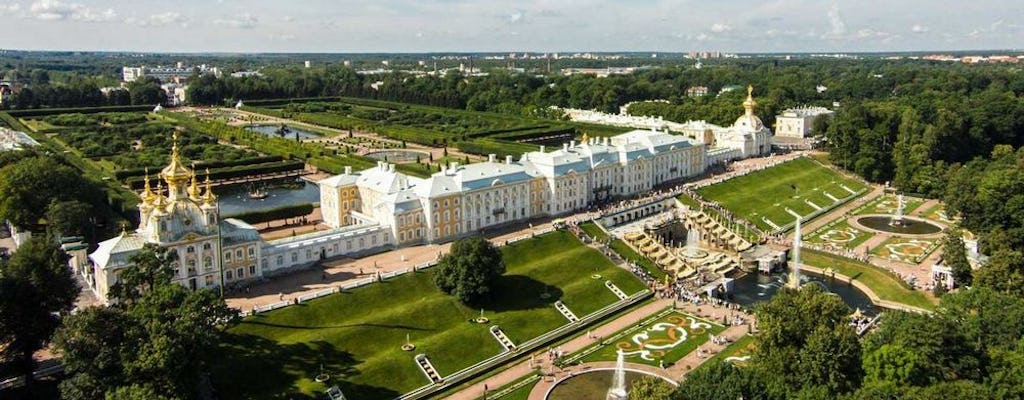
[672,361,762,400]
[0,236,79,385]
[433,236,505,305]
[629,376,673,400]
[45,200,94,240]
[105,384,173,400]
[110,243,177,303]
[128,77,166,105]
[55,249,234,400]
[863,344,927,387]
[942,227,972,288]
[0,157,100,229]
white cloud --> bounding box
[282,15,294,22]
[509,11,523,24]
[29,0,117,22]
[911,24,928,33]
[212,13,258,29]
[128,12,189,27]
[710,23,731,33]
[0,3,19,12]
[826,3,846,36]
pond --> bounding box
[729,270,877,316]
[244,124,320,140]
[547,370,672,400]
[856,216,943,235]
[217,180,320,217]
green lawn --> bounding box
[805,219,874,251]
[212,230,644,399]
[697,334,756,370]
[697,158,866,231]
[579,221,610,242]
[800,250,936,310]
[853,194,925,216]
[579,311,724,367]
[869,236,940,265]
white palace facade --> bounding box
[77,89,771,303]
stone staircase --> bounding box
[414,354,443,384]
[605,281,629,300]
[489,325,517,352]
[554,300,580,323]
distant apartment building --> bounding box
[686,86,709,97]
[774,106,834,138]
[122,64,221,83]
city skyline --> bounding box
[0,0,1022,53]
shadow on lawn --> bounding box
[240,319,435,332]
[212,334,400,400]
[478,274,564,312]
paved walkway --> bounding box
[444,298,756,400]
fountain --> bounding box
[678,227,709,260]
[606,350,628,400]
[787,217,802,290]
[890,194,905,227]
[854,194,943,236]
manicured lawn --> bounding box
[696,158,866,231]
[869,236,940,264]
[579,221,610,242]
[610,239,667,280]
[805,219,874,250]
[697,334,757,370]
[853,194,925,216]
[579,311,724,367]
[800,250,936,310]
[212,230,644,399]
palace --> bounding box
[78,88,772,303]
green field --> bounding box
[800,250,936,310]
[212,230,645,399]
[852,194,925,216]
[805,219,874,251]
[869,236,940,265]
[579,311,724,367]
[697,158,867,231]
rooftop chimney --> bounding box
[488,154,496,163]
[540,145,546,153]
[441,165,448,175]
[562,143,569,152]
[505,155,513,164]
[570,140,576,148]
[344,166,352,175]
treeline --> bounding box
[2,76,167,109]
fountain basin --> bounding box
[545,368,675,400]
[854,215,943,236]
[678,246,709,260]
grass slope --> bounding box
[697,158,866,231]
[801,249,936,310]
[213,230,643,399]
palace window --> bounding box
[186,246,195,254]
[249,265,256,276]
[276,256,283,266]
[235,249,243,260]
[204,257,212,270]
[225,270,233,280]
[236,268,244,279]
[203,243,211,251]
[224,251,231,262]
[248,247,255,257]
[205,275,214,287]
[291,252,298,262]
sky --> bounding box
[0,0,1022,53]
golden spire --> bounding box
[187,167,201,200]
[202,168,217,204]
[141,168,155,204]
[743,84,757,116]
[581,132,589,144]
[160,128,192,189]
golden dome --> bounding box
[160,130,193,187]
[743,85,757,116]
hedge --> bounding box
[6,105,154,118]
[114,155,286,181]
[223,203,315,225]
[455,139,538,159]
